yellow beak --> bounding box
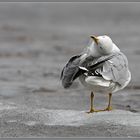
[90,36,99,45]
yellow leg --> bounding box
[87,92,96,113]
[87,92,113,114]
[104,93,113,111]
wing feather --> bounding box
[61,54,115,88]
[101,52,130,86]
[61,54,82,88]
[61,52,129,88]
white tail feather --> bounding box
[85,76,110,87]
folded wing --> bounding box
[61,52,130,89]
[61,54,115,88]
[101,52,130,86]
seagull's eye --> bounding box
[99,46,103,49]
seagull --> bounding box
[61,35,131,113]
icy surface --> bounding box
[0,102,140,137]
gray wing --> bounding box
[61,54,82,88]
[100,52,130,86]
[78,52,130,87]
[61,54,115,88]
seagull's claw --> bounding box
[86,109,107,113]
[86,109,96,114]
[87,108,113,113]
[104,106,113,111]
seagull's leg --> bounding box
[104,93,113,111]
[87,92,96,113]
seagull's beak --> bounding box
[90,36,99,45]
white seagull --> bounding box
[61,35,131,113]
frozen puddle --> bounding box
[0,102,140,137]
[0,102,140,127]
[36,109,140,127]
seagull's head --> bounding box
[90,35,114,55]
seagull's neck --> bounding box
[80,45,100,62]
[87,42,101,57]
[112,43,120,53]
